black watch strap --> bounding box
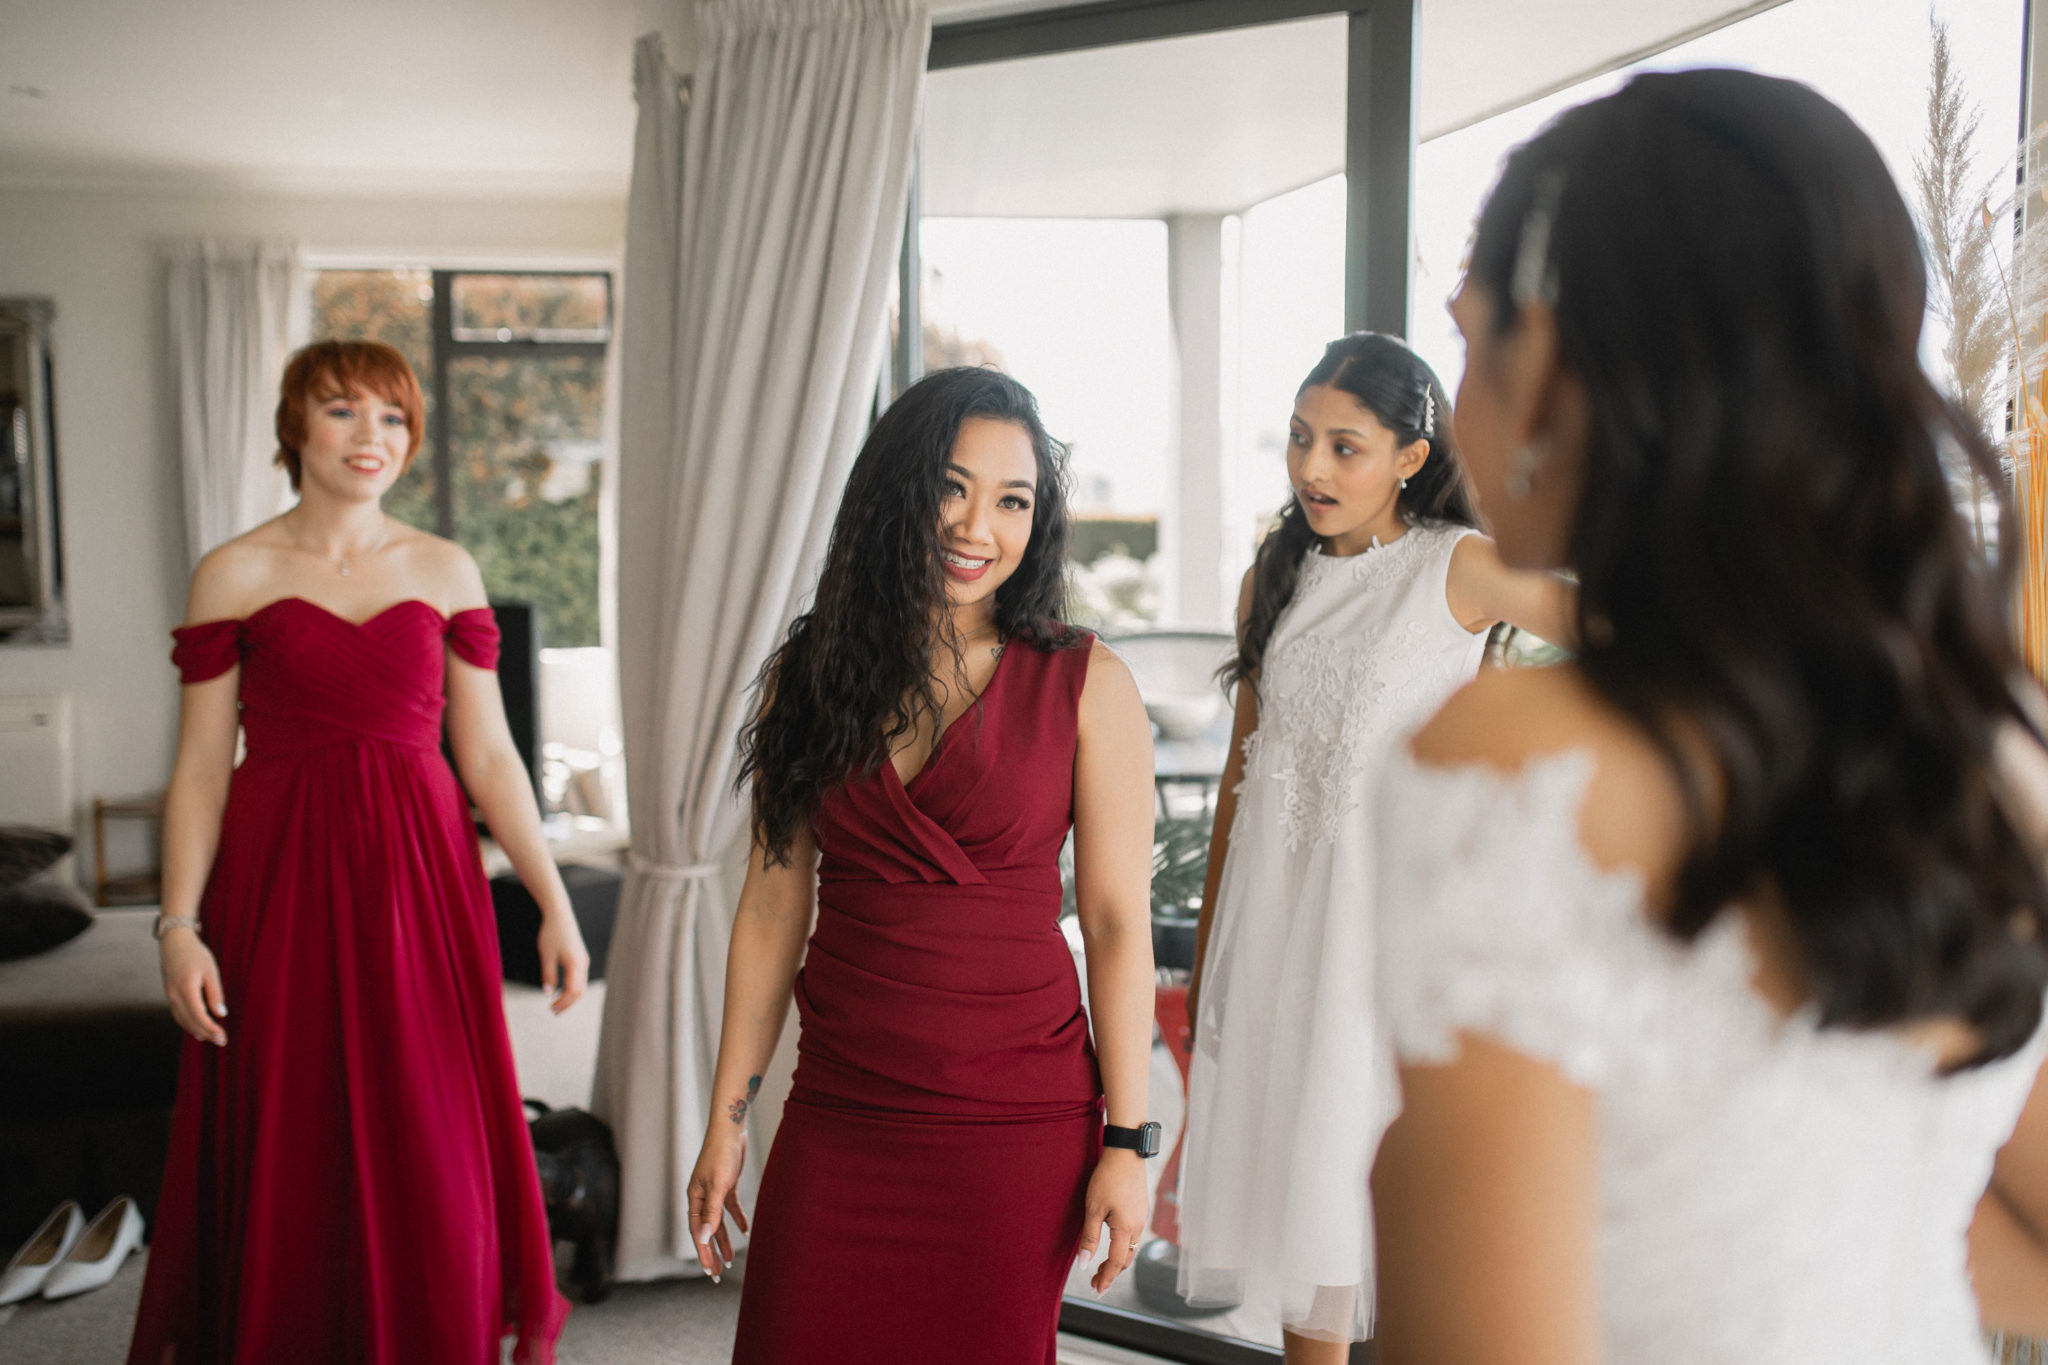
[1103,1121,1162,1158]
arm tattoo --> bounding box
[727,1074,762,1125]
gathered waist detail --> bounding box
[792,881,1099,1117]
[241,724,445,760]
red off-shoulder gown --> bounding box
[128,597,567,1365]
[731,635,1105,1365]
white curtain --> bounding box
[164,237,301,565]
[592,2,929,1280]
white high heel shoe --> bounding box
[40,1198,143,1300]
[0,1202,84,1305]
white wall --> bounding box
[0,182,625,858]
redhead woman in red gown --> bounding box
[128,340,586,1365]
[688,367,1160,1363]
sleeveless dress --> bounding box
[731,635,1104,1365]
[1178,522,1485,1341]
[1376,745,2048,1362]
[129,597,567,1365]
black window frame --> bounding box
[916,8,1415,1358]
[422,267,614,538]
[901,0,1415,395]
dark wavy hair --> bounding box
[1224,332,1477,690]
[1467,68,2047,1065]
[738,367,1080,864]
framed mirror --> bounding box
[0,298,67,644]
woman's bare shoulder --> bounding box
[185,523,290,624]
[388,523,487,610]
[1079,636,1141,707]
[1076,637,1150,755]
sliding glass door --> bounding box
[909,4,1412,1360]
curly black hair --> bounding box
[1468,69,2047,1066]
[1224,332,1477,691]
[737,367,1080,864]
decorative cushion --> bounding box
[0,876,93,961]
[0,826,72,893]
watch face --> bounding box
[1139,1121,1162,1157]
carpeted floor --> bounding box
[0,1251,747,1364]
[0,1251,1168,1364]
[0,985,1176,1364]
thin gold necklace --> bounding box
[288,511,390,578]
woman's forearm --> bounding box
[1505,574,1579,651]
[1191,681,1258,1006]
[1082,913,1154,1128]
[1974,1184,2048,1336]
[708,889,813,1129]
[159,764,230,921]
[460,742,573,919]
[1190,762,1241,1003]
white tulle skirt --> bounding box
[1176,761,1399,1343]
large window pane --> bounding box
[918,217,1171,633]
[1234,174,1346,586]
[1412,0,2025,419]
[923,13,1348,1352]
[448,353,605,647]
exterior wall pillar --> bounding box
[1164,211,1231,629]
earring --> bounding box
[1399,477,1409,490]
[1506,437,1547,499]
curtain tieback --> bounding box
[627,853,720,883]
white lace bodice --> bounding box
[1240,523,1483,853]
[1374,747,2047,1363]
[1178,521,1486,1340]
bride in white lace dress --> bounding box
[1370,69,2048,1363]
[1177,333,1573,1360]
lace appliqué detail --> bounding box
[1375,747,2048,1364]
[1246,633,1385,852]
[1245,531,1470,853]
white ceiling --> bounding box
[0,0,1784,208]
[920,0,1790,217]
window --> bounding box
[309,269,613,648]
[916,8,1370,1358]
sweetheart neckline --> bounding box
[184,596,485,630]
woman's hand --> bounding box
[686,1120,751,1283]
[1076,1149,1150,1294]
[160,927,227,1046]
[537,909,591,1015]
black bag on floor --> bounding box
[525,1100,621,1304]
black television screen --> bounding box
[443,599,543,810]
[491,600,544,805]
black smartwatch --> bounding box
[1103,1121,1162,1158]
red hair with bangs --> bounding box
[274,339,425,492]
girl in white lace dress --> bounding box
[1370,70,2048,1364]
[1177,333,1574,1359]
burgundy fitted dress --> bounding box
[731,635,1105,1364]
[128,597,567,1365]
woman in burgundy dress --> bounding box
[688,367,1159,1363]
[129,340,586,1365]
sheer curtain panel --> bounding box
[592,3,929,1279]
[163,237,301,565]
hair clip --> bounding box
[1510,170,1564,309]
[1421,387,1438,434]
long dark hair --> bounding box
[1224,332,1476,690]
[1468,68,2047,1065]
[738,367,1079,864]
